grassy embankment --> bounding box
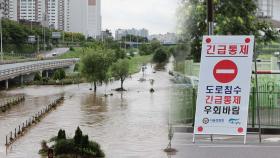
[59,47,152,74]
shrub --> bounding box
[129,51,135,57]
[54,139,76,155]
[70,46,75,51]
[81,135,89,148]
[34,72,42,81]
[74,63,79,72]
[42,77,49,83]
[39,140,49,155]
[50,127,105,157]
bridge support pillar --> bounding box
[5,80,8,90]
[40,70,43,77]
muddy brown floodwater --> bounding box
[0,63,175,158]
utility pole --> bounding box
[130,34,132,49]
[207,0,214,142]
[0,5,3,62]
[0,15,3,62]
[124,31,127,51]
[43,26,46,51]
[62,31,64,43]
[137,32,139,49]
[42,12,47,52]
[37,35,40,55]
[207,0,214,35]
[71,32,73,43]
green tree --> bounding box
[114,48,126,60]
[64,32,85,42]
[178,0,279,61]
[57,129,66,140]
[80,49,114,92]
[53,69,66,80]
[153,47,169,63]
[111,59,130,91]
[139,44,151,55]
[150,40,162,53]
[74,127,83,145]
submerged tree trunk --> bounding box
[121,80,123,90]
[94,82,97,92]
[121,78,124,90]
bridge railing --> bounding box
[0,59,79,81]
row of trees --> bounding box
[138,39,172,63]
[2,19,86,54]
[139,40,162,56]
[63,32,86,43]
[177,0,279,61]
[121,34,148,43]
[80,48,130,92]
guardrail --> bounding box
[171,84,280,128]
[0,59,79,81]
[0,95,25,112]
[0,58,38,65]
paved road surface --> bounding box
[42,48,69,58]
[170,132,280,158]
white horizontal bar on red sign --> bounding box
[216,69,235,74]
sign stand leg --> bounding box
[192,133,196,143]
[244,134,247,144]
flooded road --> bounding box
[0,64,174,158]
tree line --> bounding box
[79,47,129,92]
[79,39,173,92]
[2,19,86,54]
[177,0,279,62]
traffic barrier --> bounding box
[5,96,64,146]
[0,95,25,112]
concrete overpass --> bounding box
[0,58,79,89]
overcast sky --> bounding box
[101,0,180,35]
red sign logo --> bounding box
[213,60,238,83]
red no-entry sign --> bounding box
[213,60,238,83]
[194,36,254,140]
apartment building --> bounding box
[2,0,102,37]
[69,0,101,37]
[256,0,280,21]
[0,0,10,18]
